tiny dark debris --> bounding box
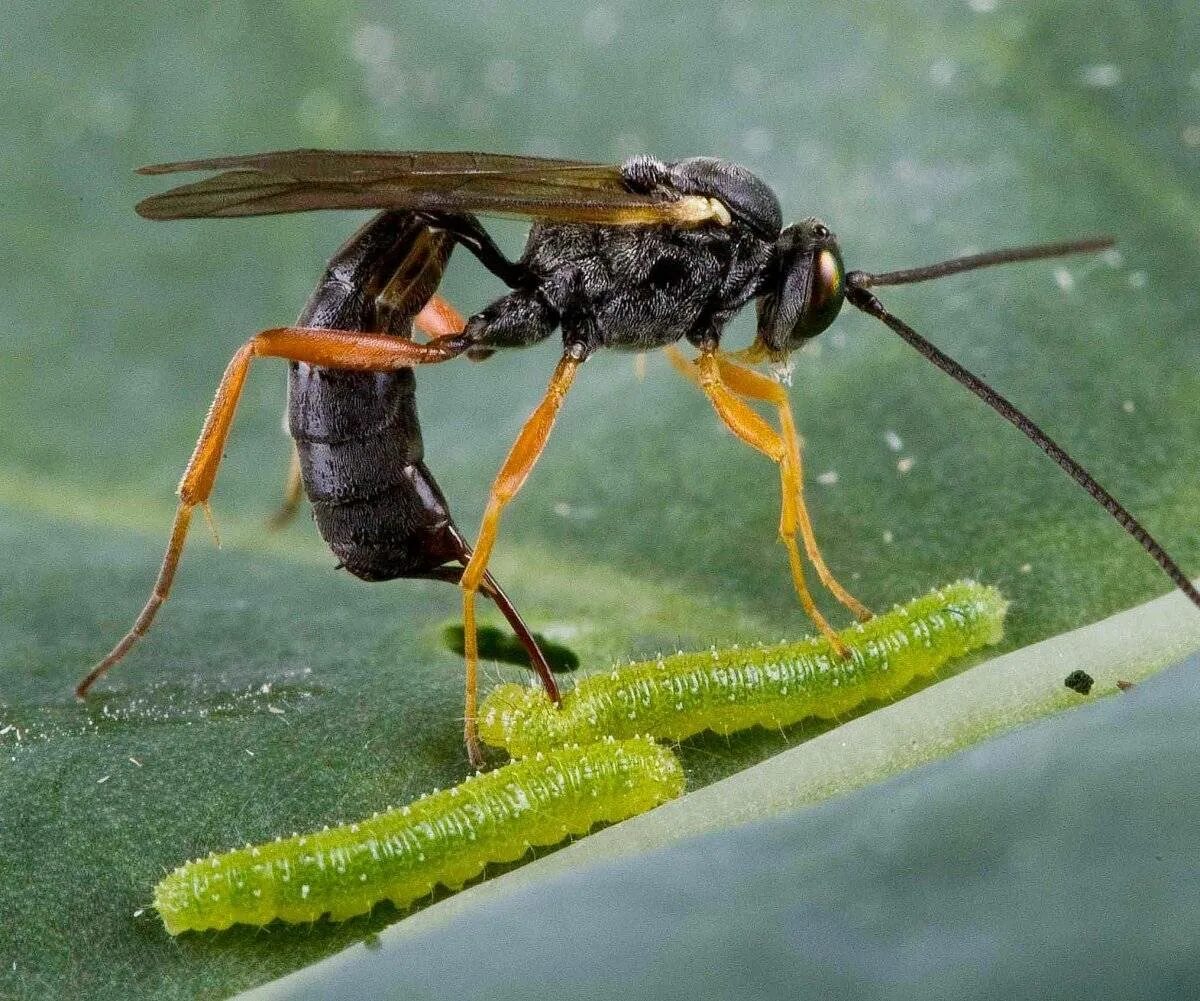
[1064,669,1095,695]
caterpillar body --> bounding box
[479,580,1007,755]
[154,737,683,934]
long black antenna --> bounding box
[850,235,1115,289]
[843,243,1200,612]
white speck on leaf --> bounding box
[740,127,775,157]
[581,7,619,47]
[929,59,958,87]
[1081,64,1121,88]
[351,23,396,67]
[483,59,520,96]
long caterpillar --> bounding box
[479,580,1007,755]
[153,737,683,934]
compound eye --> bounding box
[812,223,831,240]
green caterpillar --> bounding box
[479,580,1007,755]
[154,737,683,934]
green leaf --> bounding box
[3,1,1199,999]
[239,650,1200,1001]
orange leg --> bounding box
[270,296,467,530]
[666,346,849,656]
[711,354,871,623]
[459,354,582,765]
[414,295,467,340]
[75,326,466,698]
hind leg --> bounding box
[268,445,306,529]
[269,295,467,530]
[76,326,467,697]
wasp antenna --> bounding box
[850,235,1115,289]
[843,278,1200,612]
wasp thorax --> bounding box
[754,218,846,359]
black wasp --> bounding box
[78,150,1200,764]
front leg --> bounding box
[667,345,850,656]
[704,353,871,623]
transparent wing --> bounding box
[136,149,726,227]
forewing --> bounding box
[135,150,727,227]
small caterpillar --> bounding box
[479,580,1007,755]
[153,737,683,934]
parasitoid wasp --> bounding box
[77,150,1200,765]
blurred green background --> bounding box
[2,1,1198,998]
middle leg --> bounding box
[458,353,582,765]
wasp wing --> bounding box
[136,149,727,227]
[372,218,457,335]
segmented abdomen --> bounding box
[289,364,459,579]
[286,210,461,581]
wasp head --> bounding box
[753,218,845,362]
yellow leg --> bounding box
[711,354,871,622]
[459,354,582,766]
[669,347,848,656]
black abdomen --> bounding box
[287,211,461,581]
